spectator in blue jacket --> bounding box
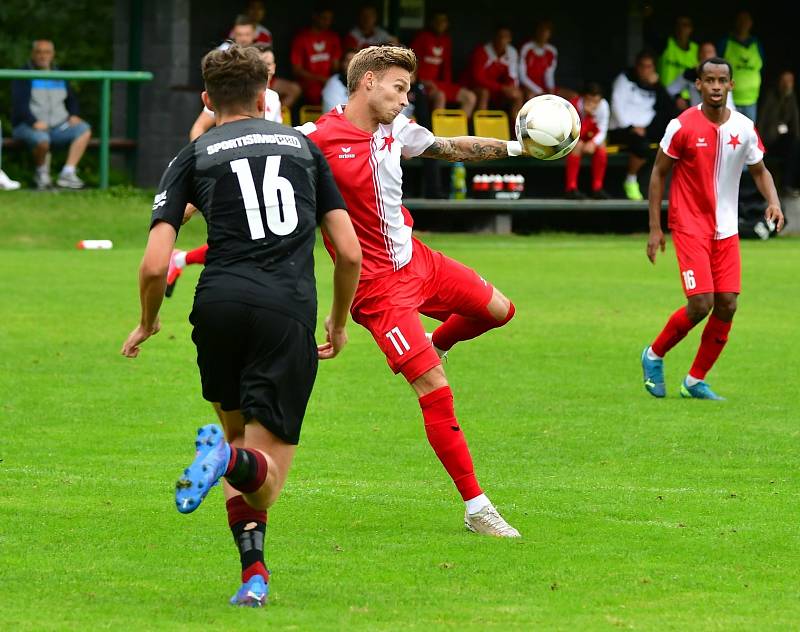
[11,40,91,189]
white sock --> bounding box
[646,346,662,361]
[173,251,187,269]
[625,174,638,185]
[36,165,48,176]
[61,165,76,176]
[685,374,702,387]
[465,493,491,514]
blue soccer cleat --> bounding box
[680,378,725,401]
[230,574,269,607]
[641,347,666,398]
[175,424,230,514]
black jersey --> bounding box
[150,118,345,331]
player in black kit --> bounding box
[121,46,361,607]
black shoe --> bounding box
[564,189,586,200]
[591,189,611,199]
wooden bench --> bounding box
[2,137,137,151]
[404,197,668,234]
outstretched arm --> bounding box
[420,136,523,162]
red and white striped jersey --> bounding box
[300,106,435,278]
[660,105,764,239]
[518,41,557,94]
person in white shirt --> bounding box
[608,50,676,200]
[190,44,282,140]
[322,49,356,112]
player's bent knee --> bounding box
[487,288,514,323]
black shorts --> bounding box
[189,301,318,445]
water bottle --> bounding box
[77,239,113,249]
[450,162,467,200]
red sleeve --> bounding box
[343,33,358,50]
[443,36,453,83]
[471,47,501,91]
[290,32,305,68]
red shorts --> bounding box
[428,80,462,102]
[672,231,741,296]
[350,238,494,383]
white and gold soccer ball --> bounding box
[515,94,580,160]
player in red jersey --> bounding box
[519,19,558,99]
[300,46,526,537]
[564,82,611,199]
[642,57,784,400]
[410,12,476,117]
[466,26,523,121]
[290,6,341,105]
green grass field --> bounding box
[1,190,798,630]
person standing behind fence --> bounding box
[668,41,736,112]
[11,40,91,190]
[719,10,764,122]
[758,70,800,197]
[658,16,698,100]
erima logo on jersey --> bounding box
[152,190,167,210]
[206,133,301,155]
[339,146,355,159]
[696,137,708,147]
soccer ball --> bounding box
[515,95,580,160]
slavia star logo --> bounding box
[728,134,741,150]
[381,135,394,151]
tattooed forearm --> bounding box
[421,136,508,162]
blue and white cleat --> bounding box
[641,347,666,398]
[175,424,230,514]
[230,574,269,607]
[680,378,725,400]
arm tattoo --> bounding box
[421,136,508,162]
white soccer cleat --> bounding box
[0,169,21,191]
[425,332,448,361]
[464,504,521,538]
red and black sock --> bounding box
[224,447,268,494]
[651,306,697,357]
[419,386,482,501]
[226,495,268,583]
[689,314,732,380]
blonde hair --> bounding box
[346,45,417,94]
